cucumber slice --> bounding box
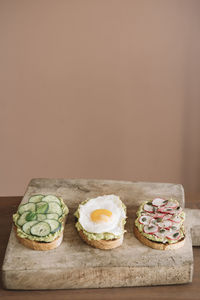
[42,195,61,205]
[30,222,51,237]
[28,194,44,203]
[18,203,36,215]
[46,213,59,220]
[47,202,63,216]
[36,202,49,214]
[44,219,61,233]
[37,214,47,221]
[17,212,33,226]
[22,221,38,234]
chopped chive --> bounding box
[173,232,179,238]
[26,211,36,221]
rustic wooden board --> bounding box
[2,179,193,289]
[185,208,200,246]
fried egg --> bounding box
[78,195,126,235]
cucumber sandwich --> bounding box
[13,194,69,250]
[134,198,185,250]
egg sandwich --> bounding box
[134,198,185,250]
[13,194,69,250]
[74,195,127,250]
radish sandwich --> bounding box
[134,198,185,250]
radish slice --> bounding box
[166,231,180,240]
[165,201,178,209]
[149,218,158,225]
[158,220,172,229]
[143,204,154,213]
[152,198,168,207]
[170,223,181,231]
[163,214,172,220]
[155,228,169,238]
[139,215,152,225]
[169,215,182,223]
[143,224,158,234]
[158,207,176,214]
[154,213,165,219]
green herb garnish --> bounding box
[148,226,154,230]
[173,232,179,238]
[156,218,162,222]
[26,211,36,221]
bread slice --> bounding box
[14,225,63,250]
[14,215,67,251]
[133,225,185,250]
[78,230,123,250]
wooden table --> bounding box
[0,196,199,300]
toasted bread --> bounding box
[133,225,185,250]
[14,224,64,251]
[78,230,123,250]
[14,214,67,251]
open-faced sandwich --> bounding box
[134,198,185,250]
[13,194,69,250]
[74,195,127,250]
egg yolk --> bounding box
[90,209,112,223]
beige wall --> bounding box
[0,0,200,198]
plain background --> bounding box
[0,0,200,199]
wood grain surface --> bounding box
[2,179,192,289]
[0,196,199,299]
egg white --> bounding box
[78,195,126,234]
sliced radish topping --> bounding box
[152,198,168,207]
[149,218,158,225]
[170,223,181,231]
[139,215,152,225]
[154,213,165,219]
[158,207,176,214]
[143,204,154,213]
[141,212,154,218]
[166,231,180,240]
[143,224,158,234]
[169,215,182,223]
[155,228,169,238]
[163,214,172,220]
[165,201,178,209]
[158,220,172,229]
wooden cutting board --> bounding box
[2,179,195,289]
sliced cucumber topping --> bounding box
[28,194,44,203]
[17,212,34,226]
[36,214,47,221]
[16,194,66,238]
[46,213,59,220]
[36,202,49,214]
[26,211,37,222]
[47,202,62,216]
[44,219,61,233]
[18,203,36,215]
[42,195,61,205]
[30,222,51,237]
[22,221,38,234]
